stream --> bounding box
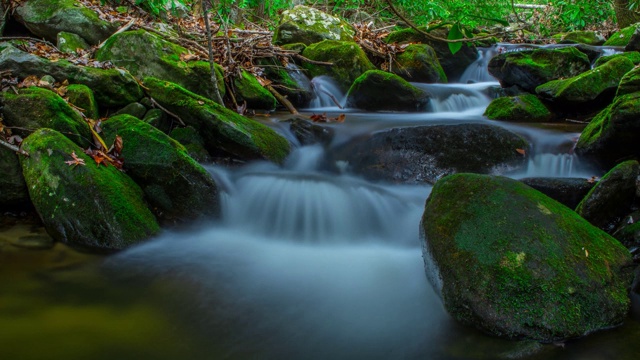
[1,45,639,360]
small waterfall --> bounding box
[524,153,577,177]
[458,47,499,83]
[308,76,346,109]
[414,82,495,114]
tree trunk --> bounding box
[613,0,640,28]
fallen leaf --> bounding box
[515,148,526,156]
[180,53,198,62]
[65,151,86,167]
[333,114,346,123]
[113,135,123,155]
[310,113,328,123]
[587,176,599,184]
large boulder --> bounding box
[385,27,478,82]
[576,160,640,231]
[1,87,91,148]
[329,124,528,184]
[594,52,640,68]
[484,94,552,122]
[519,177,595,209]
[535,57,635,110]
[143,77,290,164]
[0,44,142,107]
[616,64,640,96]
[488,48,590,92]
[604,24,640,46]
[0,147,29,207]
[19,128,160,251]
[14,0,117,45]
[346,70,430,112]
[273,5,355,45]
[95,29,225,102]
[233,70,277,111]
[575,92,640,169]
[301,40,376,91]
[421,173,633,342]
[392,44,447,83]
[102,115,220,224]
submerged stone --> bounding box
[421,173,633,342]
[346,70,430,112]
[19,128,160,251]
[329,124,528,184]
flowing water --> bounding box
[2,47,639,360]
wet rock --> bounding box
[143,77,290,164]
[535,56,634,110]
[613,210,640,249]
[604,24,640,46]
[560,30,606,45]
[488,47,590,92]
[519,177,595,209]
[0,146,29,208]
[575,92,640,169]
[286,117,334,146]
[392,44,447,83]
[114,102,147,119]
[616,64,640,96]
[143,108,171,134]
[102,115,220,224]
[1,87,92,148]
[576,160,639,231]
[484,94,552,122]
[625,27,640,51]
[329,123,528,184]
[96,29,225,103]
[421,173,633,342]
[0,44,142,107]
[66,84,99,119]
[19,128,160,251]
[170,126,212,163]
[273,5,355,46]
[301,40,376,91]
[385,26,477,82]
[346,70,430,112]
[233,70,277,111]
[594,51,640,67]
[15,0,117,45]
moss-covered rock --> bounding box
[258,58,313,108]
[143,77,290,164]
[535,56,634,109]
[616,64,640,96]
[285,117,334,146]
[57,31,90,55]
[19,128,160,251]
[328,124,528,184]
[0,147,29,207]
[560,30,606,45]
[66,84,98,119]
[15,0,117,45]
[1,87,91,148]
[346,70,430,111]
[488,47,590,92]
[594,51,640,68]
[576,160,639,230]
[142,108,172,134]
[575,92,640,168]
[114,102,147,119]
[169,126,212,163]
[604,24,640,46]
[421,173,633,342]
[0,44,142,107]
[273,5,355,45]
[392,44,447,83]
[612,210,640,248]
[385,26,478,82]
[233,70,277,110]
[519,177,595,209]
[102,115,219,223]
[484,94,552,122]
[301,40,376,91]
[95,29,225,102]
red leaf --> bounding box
[515,148,526,156]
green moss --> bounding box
[484,94,551,122]
[233,70,277,110]
[595,52,640,67]
[422,173,633,341]
[1,87,92,148]
[561,31,605,45]
[393,44,447,83]
[273,5,355,45]
[604,25,640,46]
[18,0,77,22]
[66,84,98,119]
[19,128,159,251]
[57,31,90,55]
[346,70,430,111]
[301,40,376,91]
[143,77,290,164]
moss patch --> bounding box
[604,25,640,46]
[233,70,277,110]
[393,44,447,83]
[346,70,430,111]
[421,173,633,342]
[484,94,551,122]
[66,84,98,119]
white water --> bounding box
[104,47,607,359]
